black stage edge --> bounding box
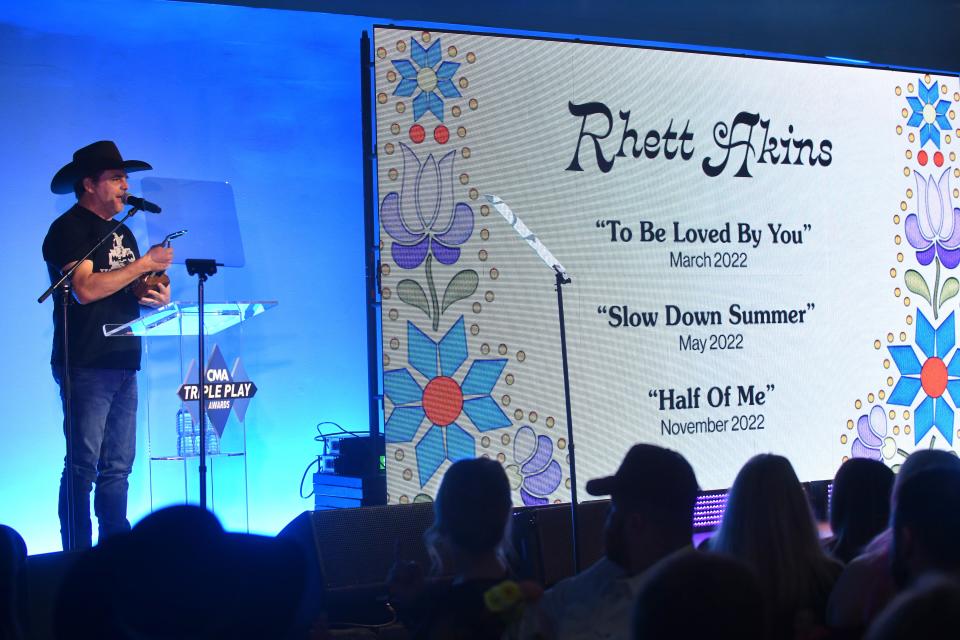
[360,30,386,499]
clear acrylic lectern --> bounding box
[105,300,276,531]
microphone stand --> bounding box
[184,258,221,510]
[483,195,583,573]
[553,266,581,574]
[38,203,143,552]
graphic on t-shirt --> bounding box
[106,232,135,271]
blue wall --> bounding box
[0,0,374,553]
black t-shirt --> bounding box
[42,204,142,370]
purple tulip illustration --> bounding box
[380,143,477,330]
[513,426,563,506]
[382,143,473,269]
[851,405,908,461]
[906,169,960,267]
[903,168,960,318]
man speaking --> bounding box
[43,141,173,550]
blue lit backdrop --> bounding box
[1,0,374,553]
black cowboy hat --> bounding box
[50,140,152,194]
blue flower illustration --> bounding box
[392,38,461,122]
[887,310,960,444]
[906,79,952,148]
[384,317,511,486]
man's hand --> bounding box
[67,245,174,305]
[142,244,174,272]
[138,280,170,308]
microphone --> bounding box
[124,194,162,213]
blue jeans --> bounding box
[54,366,138,550]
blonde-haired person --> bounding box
[710,454,842,640]
[389,457,516,639]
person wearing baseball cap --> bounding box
[42,141,174,550]
[535,444,699,639]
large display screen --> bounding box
[373,26,960,505]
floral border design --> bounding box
[376,30,565,503]
[846,75,959,467]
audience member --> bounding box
[825,458,894,563]
[864,574,960,640]
[533,444,699,640]
[827,450,960,635]
[710,453,841,639]
[32,449,960,640]
[389,457,515,639]
[0,525,28,640]
[889,467,960,587]
[54,505,307,639]
[632,550,765,640]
